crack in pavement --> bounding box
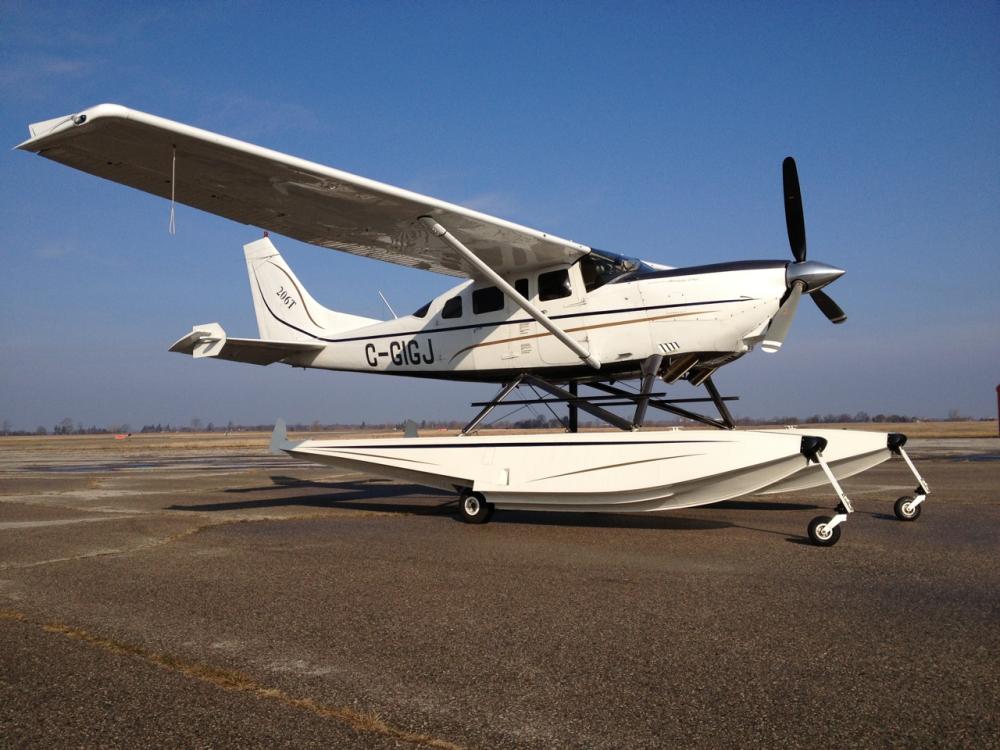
[0,511,403,571]
[0,609,463,749]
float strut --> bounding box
[523,375,634,431]
[632,354,663,428]
[703,376,736,429]
[568,381,579,433]
[462,376,524,435]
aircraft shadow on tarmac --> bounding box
[168,477,448,513]
[166,476,824,535]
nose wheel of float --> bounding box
[805,433,931,546]
[807,514,843,547]
[893,494,923,521]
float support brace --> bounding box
[632,354,664,428]
[461,376,525,435]
[523,375,634,431]
[568,381,579,433]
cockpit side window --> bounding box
[472,286,504,314]
[514,278,529,299]
[538,269,572,301]
[441,295,463,319]
[579,249,641,291]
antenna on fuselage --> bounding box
[378,290,398,319]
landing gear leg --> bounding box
[802,437,854,547]
[894,495,922,522]
[888,435,930,522]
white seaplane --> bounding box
[18,104,929,545]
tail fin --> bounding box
[244,237,379,341]
[269,419,291,453]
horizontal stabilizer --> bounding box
[169,324,324,366]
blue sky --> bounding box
[2,1,998,430]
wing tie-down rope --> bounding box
[168,146,177,235]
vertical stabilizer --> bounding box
[244,237,379,341]
[269,418,288,454]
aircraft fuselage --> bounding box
[273,259,789,382]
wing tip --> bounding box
[18,103,132,151]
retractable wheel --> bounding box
[808,515,841,547]
[893,496,922,522]
[459,491,494,524]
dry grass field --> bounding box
[739,420,998,438]
[1,419,994,456]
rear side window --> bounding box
[472,286,504,314]
[538,269,572,301]
[514,278,529,299]
[442,295,463,319]
[411,302,430,318]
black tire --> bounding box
[894,496,921,522]
[808,516,841,547]
[459,492,494,524]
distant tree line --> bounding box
[0,411,992,437]
[734,412,927,426]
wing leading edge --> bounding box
[18,104,590,278]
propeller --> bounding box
[763,157,847,352]
[783,157,807,263]
[810,289,846,324]
[762,281,804,353]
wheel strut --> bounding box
[802,436,854,547]
[888,434,930,521]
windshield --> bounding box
[579,249,643,291]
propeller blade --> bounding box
[762,281,804,353]
[783,157,807,263]
[811,289,847,324]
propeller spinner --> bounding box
[762,157,847,353]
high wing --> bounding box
[17,104,590,278]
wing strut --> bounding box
[418,217,601,370]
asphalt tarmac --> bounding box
[1,435,998,748]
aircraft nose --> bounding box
[785,260,845,292]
